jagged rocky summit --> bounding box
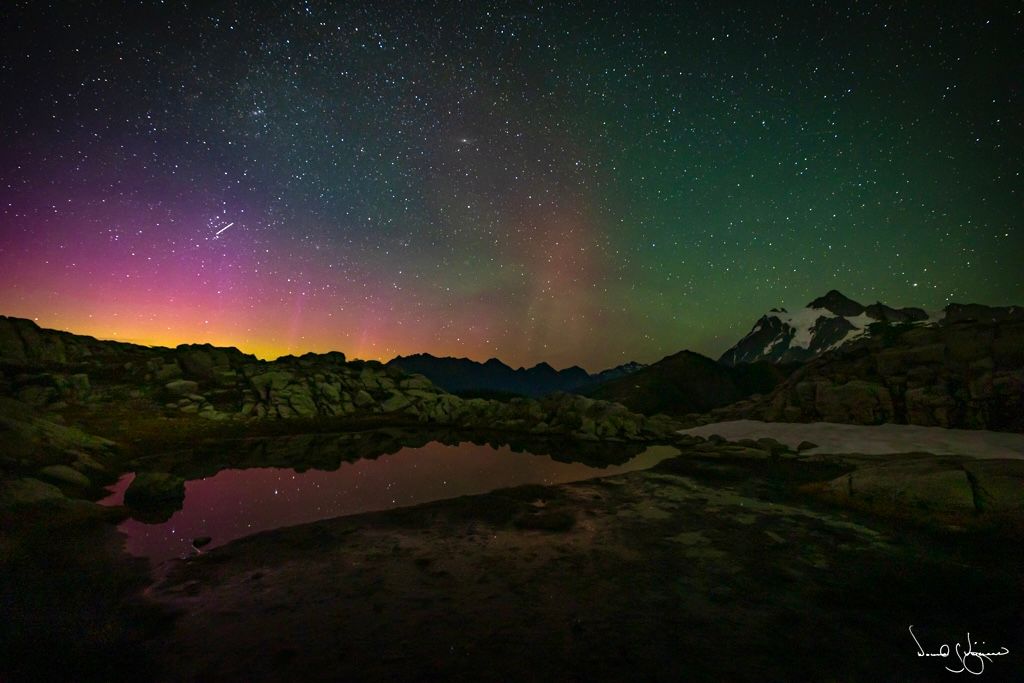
[719,290,1022,366]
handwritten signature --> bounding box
[909,625,1010,675]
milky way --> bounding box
[1,2,1021,369]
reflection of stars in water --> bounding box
[112,443,677,564]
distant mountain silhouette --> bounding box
[385,354,645,398]
[584,350,793,416]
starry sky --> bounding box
[1,1,1021,370]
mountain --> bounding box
[720,290,934,366]
[708,312,1024,433]
[589,361,647,385]
[584,350,793,416]
[385,354,645,398]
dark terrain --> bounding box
[585,349,792,416]
[2,311,1023,682]
[386,353,644,397]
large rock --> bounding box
[825,458,976,514]
[287,389,318,417]
[175,344,238,380]
[249,371,295,397]
[904,385,957,427]
[317,381,341,403]
[37,465,91,488]
[962,459,1024,513]
[398,374,434,390]
[815,380,894,424]
[0,478,65,506]
[381,391,413,413]
[353,390,375,408]
[165,379,199,398]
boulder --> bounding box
[250,371,295,397]
[359,368,381,389]
[165,379,199,398]
[38,464,91,488]
[353,390,375,408]
[826,458,976,514]
[0,478,65,506]
[67,373,91,399]
[73,452,107,473]
[381,391,413,413]
[756,437,788,455]
[154,362,182,381]
[815,380,894,424]
[317,382,341,403]
[176,346,217,379]
[904,385,957,427]
[962,459,1024,513]
[175,344,247,380]
[287,389,318,417]
[399,374,434,390]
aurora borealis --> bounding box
[1,2,1020,370]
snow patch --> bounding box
[774,307,836,350]
[826,312,873,350]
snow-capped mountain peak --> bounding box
[719,291,929,366]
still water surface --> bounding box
[100,440,677,563]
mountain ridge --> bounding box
[584,349,792,416]
[719,291,1022,367]
[385,353,645,398]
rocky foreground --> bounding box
[3,429,1023,682]
[124,442,1024,681]
[2,314,1024,681]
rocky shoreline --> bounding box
[140,440,1023,682]
[3,426,1023,681]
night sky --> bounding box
[1,1,1021,370]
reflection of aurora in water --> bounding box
[100,441,678,564]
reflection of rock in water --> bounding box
[469,434,646,468]
[130,429,649,480]
[123,472,186,523]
